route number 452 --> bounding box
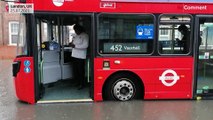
[110,45,122,52]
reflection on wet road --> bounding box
[1,60,213,120]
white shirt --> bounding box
[71,32,89,59]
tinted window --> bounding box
[98,14,154,54]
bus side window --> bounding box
[98,13,154,54]
[158,15,192,55]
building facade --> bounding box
[0,1,20,59]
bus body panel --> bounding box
[13,57,35,104]
[94,57,193,101]
[27,0,213,14]
[11,0,212,102]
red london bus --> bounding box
[12,0,213,104]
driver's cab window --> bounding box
[158,15,192,54]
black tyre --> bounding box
[103,73,142,101]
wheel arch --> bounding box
[102,70,145,100]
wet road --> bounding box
[1,60,213,120]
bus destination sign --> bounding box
[101,0,213,3]
[103,43,147,53]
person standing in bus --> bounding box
[176,24,190,53]
[69,24,89,90]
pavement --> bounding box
[1,59,213,120]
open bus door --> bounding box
[35,13,94,103]
[196,16,213,98]
[12,14,35,104]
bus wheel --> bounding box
[104,74,141,101]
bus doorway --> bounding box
[196,16,213,98]
[35,14,93,103]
